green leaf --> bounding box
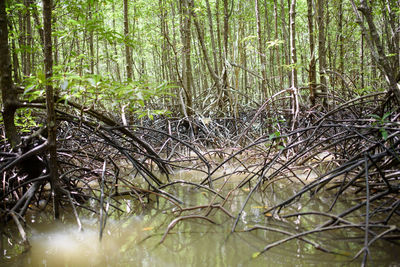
[382,111,391,121]
[252,252,260,258]
[23,85,36,95]
[241,35,257,43]
[369,114,379,119]
[381,129,388,141]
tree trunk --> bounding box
[19,7,26,77]
[307,0,316,105]
[338,1,345,95]
[360,17,364,90]
[0,0,20,148]
[350,0,400,102]
[317,0,327,106]
[274,0,283,89]
[25,0,32,76]
[8,17,21,84]
[280,0,289,88]
[255,0,267,98]
[43,0,61,219]
[112,1,121,82]
[159,0,167,81]
[215,0,223,74]
[123,0,133,80]
[192,10,219,86]
[205,0,219,76]
[289,0,297,89]
[88,2,94,75]
[289,0,299,129]
[179,0,193,116]
[221,0,230,112]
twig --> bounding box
[159,215,217,244]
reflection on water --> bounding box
[2,179,400,267]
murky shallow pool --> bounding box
[1,175,400,267]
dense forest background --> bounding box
[2,0,399,123]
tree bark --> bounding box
[338,1,345,95]
[24,0,32,76]
[220,0,230,112]
[350,0,400,102]
[0,0,20,148]
[123,0,133,80]
[112,1,121,82]
[179,0,193,116]
[215,0,223,74]
[307,0,316,105]
[255,0,267,98]
[280,0,289,87]
[31,3,44,46]
[317,0,327,106]
[88,2,94,75]
[43,0,61,219]
[289,0,299,129]
[205,0,219,76]
[289,0,297,89]
[192,14,219,84]
[274,0,283,89]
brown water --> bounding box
[1,173,400,267]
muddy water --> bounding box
[1,173,400,267]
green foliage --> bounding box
[55,73,175,119]
[266,39,284,49]
[23,71,46,101]
[110,80,175,119]
[15,109,42,133]
[369,112,392,141]
[6,0,394,123]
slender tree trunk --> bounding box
[192,11,219,84]
[216,0,223,75]
[19,8,26,77]
[25,0,32,76]
[238,3,247,97]
[53,12,58,67]
[123,0,133,80]
[360,19,364,90]
[289,0,297,89]
[43,0,61,219]
[88,2,94,75]
[338,1,345,95]
[307,0,316,105]
[350,0,400,102]
[112,1,121,82]
[0,0,20,148]
[221,0,230,111]
[179,0,193,116]
[8,18,21,83]
[289,0,299,130]
[255,0,267,98]
[205,0,219,76]
[263,0,274,92]
[280,0,289,87]
[32,4,44,46]
[317,0,327,106]
[104,36,110,75]
[274,0,283,89]
[159,0,167,81]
